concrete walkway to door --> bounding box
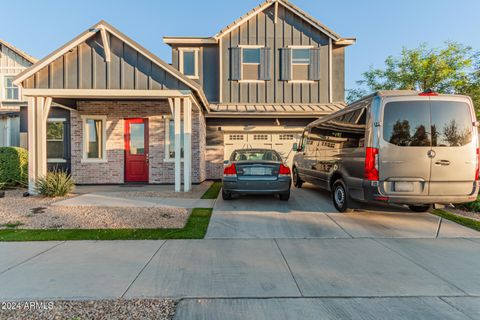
[52,183,216,209]
[206,183,480,239]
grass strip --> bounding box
[201,181,222,199]
[0,208,212,241]
[432,209,480,232]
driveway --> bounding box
[206,183,479,239]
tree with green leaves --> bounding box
[347,42,480,113]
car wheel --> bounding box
[293,168,303,188]
[279,191,290,201]
[408,205,431,212]
[222,189,232,200]
[332,179,353,213]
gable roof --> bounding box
[214,0,346,42]
[0,39,37,64]
[13,20,208,108]
[164,0,354,46]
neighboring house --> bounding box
[0,39,37,147]
[14,0,354,193]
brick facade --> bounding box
[205,146,224,180]
[71,100,206,184]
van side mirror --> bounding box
[223,160,229,165]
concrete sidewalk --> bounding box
[1,238,479,319]
[0,238,479,300]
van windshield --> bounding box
[383,100,472,147]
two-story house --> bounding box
[14,0,354,193]
[0,40,37,147]
[165,0,354,177]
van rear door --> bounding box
[379,98,432,197]
[428,97,476,196]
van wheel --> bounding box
[293,168,303,188]
[332,179,353,213]
[222,189,232,200]
[408,205,431,212]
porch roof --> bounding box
[207,102,345,118]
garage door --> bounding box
[224,132,301,166]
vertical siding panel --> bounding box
[222,36,230,103]
[91,39,107,89]
[275,5,285,103]
[319,44,329,103]
[65,48,78,89]
[79,43,92,89]
[265,6,275,103]
[50,57,64,88]
[122,43,136,90]
[136,54,150,90]
[150,64,164,89]
[37,66,49,88]
[109,35,122,89]
[238,23,248,103]
[283,7,293,103]
[257,12,266,103]
[172,48,179,70]
[231,29,241,103]
[332,46,345,102]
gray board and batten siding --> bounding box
[219,4,345,105]
[20,32,190,93]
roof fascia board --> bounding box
[0,40,38,64]
[163,37,217,45]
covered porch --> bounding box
[12,20,210,194]
[23,89,197,193]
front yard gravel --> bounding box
[0,189,189,229]
[0,299,176,320]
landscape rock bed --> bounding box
[0,299,176,320]
[0,189,189,230]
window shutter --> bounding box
[309,48,321,81]
[259,47,271,80]
[230,47,241,80]
[280,48,292,81]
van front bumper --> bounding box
[362,181,479,205]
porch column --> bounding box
[174,97,182,192]
[27,96,52,194]
[183,98,192,192]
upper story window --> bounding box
[230,46,270,82]
[4,76,19,100]
[280,47,321,82]
[242,48,261,81]
[291,48,310,81]
[179,48,199,79]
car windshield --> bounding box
[231,150,282,162]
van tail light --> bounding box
[279,164,291,176]
[364,147,379,181]
[476,148,479,181]
[224,164,237,177]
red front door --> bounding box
[125,118,149,183]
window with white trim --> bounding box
[242,48,261,80]
[82,116,106,161]
[179,48,199,79]
[4,76,19,100]
[47,119,65,161]
[165,118,184,159]
[291,48,311,81]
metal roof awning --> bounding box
[207,103,346,118]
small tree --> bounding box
[348,42,480,112]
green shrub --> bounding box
[35,170,75,197]
[0,147,28,188]
[459,196,480,212]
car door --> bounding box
[429,97,477,196]
[379,97,432,197]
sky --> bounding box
[2,0,480,91]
